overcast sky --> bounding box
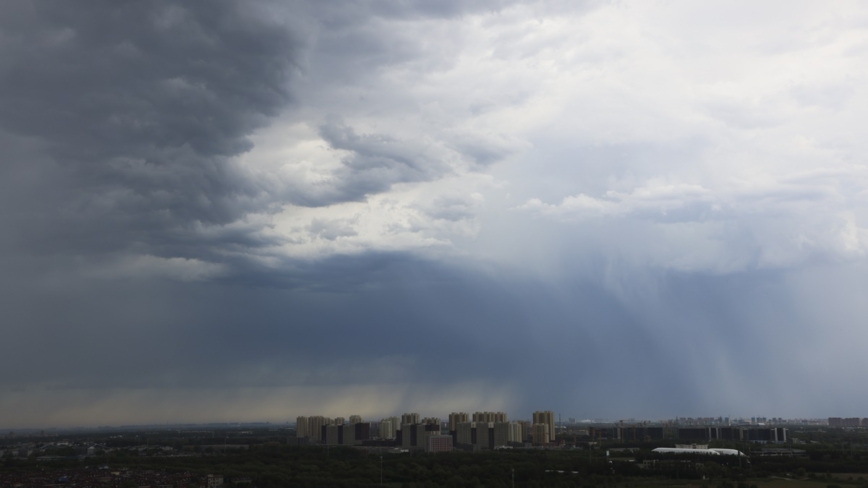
[2,0,868,428]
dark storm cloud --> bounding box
[0,0,297,258]
[0,252,662,393]
[0,0,528,259]
[0,247,809,419]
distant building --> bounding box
[342,424,355,446]
[427,435,453,453]
[306,416,332,442]
[296,416,308,438]
[716,427,741,441]
[744,427,787,443]
[401,413,420,426]
[449,412,469,432]
[456,422,474,446]
[401,424,415,448]
[473,412,507,423]
[620,426,664,441]
[532,423,550,445]
[349,415,363,424]
[533,411,556,442]
[387,416,400,434]
[509,422,523,444]
[517,420,532,442]
[493,422,521,447]
[324,425,341,445]
[415,423,439,450]
[475,422,493,449]
[836,418,861,427]
[380,419,396,440]
[353,422,371,444]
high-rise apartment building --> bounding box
[380,419,395,439]
[334,417,346,425]
[509,422,523,443]
[533,411,556,442]
[387,416,400,433]
[352,422,371,444]
[492,422,511,447]
[401,424,415,448]
[324,425,341,445]
[422,417,441,433]
[343,424,355,446]
[449,412,469,432]
[456,422,474,445]
[517,420,532,442]
[473,411,507,423]
[532,423,550,445]
[493,421,523,447]
[401,413,420,426]
[296,416,309,438]
[349,415,363,424]
[415,423,439,450]
[307,416,332,442]
[475,422,493,449]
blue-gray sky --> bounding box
[2,0,868,428]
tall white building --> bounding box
[493,422,523,447]
[380,418,396,440]
[509,422,523,443]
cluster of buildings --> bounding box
[292,410,559,452]
[567,424,789,443]
[662,417,811,427]
[827,417,868,427]
[576,425,788,444]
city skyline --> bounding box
[3,1,868,428]
[0,410,848,432]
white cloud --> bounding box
[231,0,868,277]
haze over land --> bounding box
[1,0,868,428]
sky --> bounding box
[2,0,868,428]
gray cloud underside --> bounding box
[3,251,843,418]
